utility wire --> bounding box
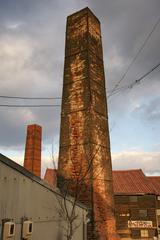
[0,104,61,108]
[108,15,160,98]
[0,95,61,100]
[1,60,159,107]
[129,61,160,87]
[109,61,160,99]
[0,62,160,107]
[1,16,160,103]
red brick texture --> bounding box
[44,168,57,187]
[57,8,119,239]
[24,124,42,177]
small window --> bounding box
[141,229,148,237]
[119,196,128,203]
[129,196,138,202]
[29,223,32,233]
[10,224,14,235]
[131,229,140,238]
[156,209,160,215]
[119,213,130,217]
[139,209,147,218]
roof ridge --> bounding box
[113,169,142,172]
[147,176,160,178]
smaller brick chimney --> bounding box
[24,124,42,177]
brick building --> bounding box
[113,170,159,239]
[148,176,160,238]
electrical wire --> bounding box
[1,58,159,108]
[0,95,61,100]
[108,61,160,99]
[0,62,160,107]
[1,15,160,106]
[129,61,160,87]
[1,59,159,107]
[0,104,61,108]
[108,15,160,98]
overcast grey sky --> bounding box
[0,0,160,176]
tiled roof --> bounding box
[113,169,155,194]
[44,168,57,187]
[147,176,160,195]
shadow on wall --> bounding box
[57,175,119,240]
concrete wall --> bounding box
[0,155,87,240]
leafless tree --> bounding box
[52,145,101,240]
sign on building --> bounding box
[128,221,153,228]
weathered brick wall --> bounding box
[58,7,119,239]
[24,124,42,177]
[115,194,157,239]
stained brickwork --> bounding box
[58,8,119,239]
[24,124,42,177]
[44,168,57,187]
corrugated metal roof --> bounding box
[113,169,155,194]
[147,176,160,195]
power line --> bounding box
[1,59,159,107]
[107,86,128,98]
[0,95,61,100]
[108,15,160,98]
[0,104,61,108]
[1,16,160,105]
[129,61,160,87]
[0,62,160,107]
[109,61,160,98]
[1,61,160,107]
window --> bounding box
[119,213,130,217]
[129,196,138,202]
[119,196,128,203]
[131,229,140,238]
[141,229,148,237]
[29,223,32,233]
[156,209,160,215]
[118,208,130,217]
[139,209,147,218]
[10,224,14,235]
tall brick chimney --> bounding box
[24,124,42,177]
[57,7,119,240]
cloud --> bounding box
[112,150,160,175]
[0,31,61,148]
[133,97,160,122]
[5,21,25,30]
[2,146,59,178]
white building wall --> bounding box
[0,157,87,240]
